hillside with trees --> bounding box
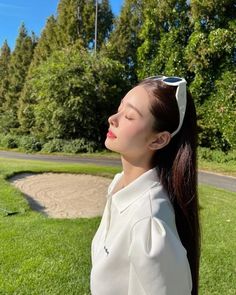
[0,0,235,153]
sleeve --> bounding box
[127,217,192,295]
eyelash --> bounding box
[117,108,133,120]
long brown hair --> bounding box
[139,79,200,295]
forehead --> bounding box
[122,86,151,114]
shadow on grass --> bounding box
[23,193,48,217]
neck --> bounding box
[120,155,153,187]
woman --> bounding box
[90,76,200,295]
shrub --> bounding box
[62,138,97,154]
[41,139,66,153]
[0,134,18,149]
[198,147,236,163]
[17,136,42,152]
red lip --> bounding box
[107,129,117,139]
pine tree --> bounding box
[56,0,113,50]
[96,0,113,48]
[0,40,11,108]
[18,16,60,133]
[30,15,59,67]
[0,24,36,132]
[56,0,81,47]
[105,0,144,84]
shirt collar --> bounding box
[108,168,160,214]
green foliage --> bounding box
[0,41,11,108]
[185,24,236,105]
[29,15,60,68]
[105,0,143,84]
[146,29,189,78]
[198,147,236,164]
[0,0,235,152]
[96,0,114,49]
[191,0,236,31]
[41,139,67,153]
[185,0,236,105]
[0,24,36,132]
[62,138,97,153]
[137,0,191,79]
[0,133,42,152]
[0,110,19,134]
[42,138,97,154]
[184,2,236,150]
[56,0,113,50]
[0,133,18,149]
[17,135,43,152]
[0,133,97,154]
[200,71,236,150]
[19,48,126,145]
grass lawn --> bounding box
[0,158,235,294]
[198,185,235,295]
[199,160,236,177]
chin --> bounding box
[105,139,120,153]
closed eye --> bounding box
[125,115,133,120]
[117,103,135,120]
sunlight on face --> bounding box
[105,86,156,160]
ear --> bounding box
[148,131,171,151]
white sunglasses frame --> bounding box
[144,75,187,137]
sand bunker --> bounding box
[9,173,111,218]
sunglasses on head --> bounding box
[144,75,187,137]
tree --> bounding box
[191,0,236,32]
[185,0,236,149]
[96,0,114,48]
[30,15,59,68]
[201,70,236,150]
[19,48,127,146]
[0,40,11,108]
[56,0,113,50]
[0,24,36,133]
[137,0,192,79]
[185,0,236,104]
[104,0,144,85]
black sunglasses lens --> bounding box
[163,77,182,83]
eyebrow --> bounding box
[120,100,143,117]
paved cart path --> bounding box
[0,150,235,192]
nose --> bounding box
[108,112,119,127]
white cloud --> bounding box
[0,2,27,9]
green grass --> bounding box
[0,216,100,294]
[2,147,236,176]
[0,158,120,294]
[0,158,235,294]
[198,160,236,177]
[198,185,236,295]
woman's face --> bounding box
[105,85,157,160]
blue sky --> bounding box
[0,0,123,50]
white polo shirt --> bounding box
[90,168,192,295]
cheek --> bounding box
[123,122,151,143]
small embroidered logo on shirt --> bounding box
[104,246,109,255]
